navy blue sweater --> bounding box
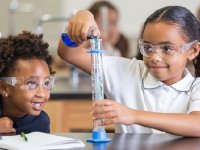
[0,100,50,134]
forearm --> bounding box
[133,110,200,137]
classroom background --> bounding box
[0,0,200,133]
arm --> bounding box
[133,110,200,137]
[0,117,16,134]
[93,100,200,137]
[57,10,99,74]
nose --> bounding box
[35,84,46,98]
[149,51,163,62]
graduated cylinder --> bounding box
[90,38,105,131]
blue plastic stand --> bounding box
[87,129,112,143]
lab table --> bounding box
[57,133,200,150]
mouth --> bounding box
[150,66,167,68]
[31,102,45,111]
[148,65,168,72]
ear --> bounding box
[187,42,200,61]
[0,80,9,97]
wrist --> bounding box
[131,109,139,124]
[125,108,137,125]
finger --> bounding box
[71,24,78,43]
[99,118,116,126]
[4,117,14,126]
[81,24,89,41]
[75,24,84,44]
[67,22,72,39]
[90,27,100,38]
[94,111,116,120]
[94,100,113,107]
[105,117,120,125]
[9,128,16,133]
[93,105,105,115]
[93,105,114,115]
[2,127,16,134]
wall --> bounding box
[61,0,200,37]
[0,0,200,56]
[60,0,200,56]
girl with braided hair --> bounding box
[58,6,200,137]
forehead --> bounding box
[96,8,118,20]
[143,22,186,44]
[11,58,50,77]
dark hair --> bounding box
[88,1,130,58]
[0,31,54,77]
[140,6,200,76]
[88,0,118,18]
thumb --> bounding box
[88,27,100,38]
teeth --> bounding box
[31,102,41,107]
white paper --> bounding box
[0,132,85,150]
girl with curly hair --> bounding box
[0,31,55,134]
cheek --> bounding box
[143,58,149,66]
[10,90,34,101]
[46,93,50,100]
[169,55,187,67]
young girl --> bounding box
[0,31,55,134]
[58,6,200,137]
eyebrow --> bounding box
[143,40,176,45]
[27,76,52,79]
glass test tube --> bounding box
[90,38,104,131]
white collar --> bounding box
[142,69,196,92]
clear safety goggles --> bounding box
[138,40,198,58]
[0,76,55,91]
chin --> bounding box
[29,110,41,116]
[151,73,166,80]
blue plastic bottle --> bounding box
[61,33,98,48]
[61,33,79,48]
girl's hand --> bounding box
[93,99,135,125]
[0,117,16,134]
[67,10,100,44]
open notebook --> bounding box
[0,132,85,150]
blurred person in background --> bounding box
[197,6,200,22]
[88,0,131,58]
[53,0,132,72]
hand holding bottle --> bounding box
[66,10,100,44]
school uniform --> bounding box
[0,100,50,134]
[103,56,200,133]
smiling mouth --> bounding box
[148,65,168,73]
[150,66,167,68]
[31,102,45,111]
[148,64,168,68]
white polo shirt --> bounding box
[102,56,200,133]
